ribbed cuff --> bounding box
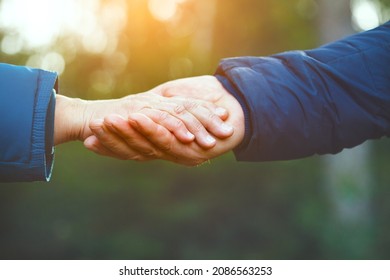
[30,70,58,181]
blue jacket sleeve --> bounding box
[0,63,58,182]
[215,22,390,161]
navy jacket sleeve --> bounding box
[0,63,58,182]
[215,22,390,161]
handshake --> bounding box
[55,75,245,166]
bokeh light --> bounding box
[352,0,380,30]
[148,0,188,22]
[0,0,127,74]
[26,52,66,75]
[1,0,82,49]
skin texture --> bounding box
[54,89,233,148]
[84,75,245,166]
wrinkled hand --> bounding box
[54,89,232,148]
[84,76,245,166]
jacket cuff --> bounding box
[215,60,258,161]
[30,70,57,181]
[214,74,251,161]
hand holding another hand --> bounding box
[55,77,237,151]
[84,75,245,166]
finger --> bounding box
[158,84,229,121]
[179,98,233,139]
[128,113,208,166]
[83,135,122,159]
[172,95,228,120]
[215,107,229,121]
[138,108,195,143]
[126,113,176,154]
[104,114,164,159]
[189,99,229,121]
[153,101,217,149]
[89,118,149,161]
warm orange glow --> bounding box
[148,0,188,22]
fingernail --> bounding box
[84,136,95,148]
[215,107,227,116]
[205,135,216,145]
[221,123,234,134]
[106,115,124,126]
[186,131,195,140]
[92,118,104,126]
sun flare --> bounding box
[148,0,188,22]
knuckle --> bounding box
[159,141,172,152]
[208,112,220,123]
[173,118,185,130]
[209,110,219,119]
[127,154,143,161]
[174,104,186,115]
[157,111,169,122]
[193,120,204,132]
[144,151,157,158]
[141,148,158,158]
[123,136,137,145]
[183,99,198,111]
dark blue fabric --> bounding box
[0,63,57,182]
[215,22,390,161]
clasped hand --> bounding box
[55,76,244,166]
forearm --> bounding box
[215,22,390,161]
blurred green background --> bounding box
[0,0,389,259]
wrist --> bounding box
[54,95,88,145]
